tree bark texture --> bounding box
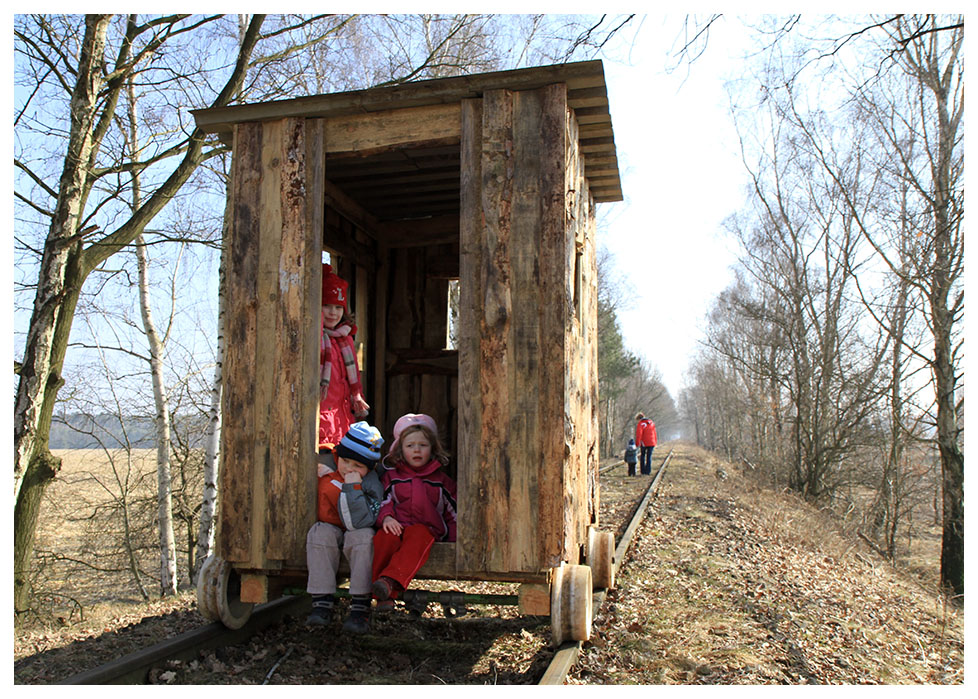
[13,14,266,613]
[13,15,110,505]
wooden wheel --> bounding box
[196,555,219,622]
[198,555,254,629]
[550,564,593,646]
[588,528,615,590]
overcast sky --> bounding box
[597,15,752,398]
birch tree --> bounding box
[869,15,963,599]
[134,236,178,596]
[680,14,963,595]
[13,13,265,613]
[194,187,228,581]
[121,63,179,595]
[764,14,964,596]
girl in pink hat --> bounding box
[318,264,370,449]
[371,414,457,609]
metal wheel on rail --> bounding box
[588,528,615,590]
[549,563,593,646]
[196,554,219,621]
[196,555,254,629]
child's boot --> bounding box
[342,594,371,634]
[371,575,401,601]
[306,594,335,626]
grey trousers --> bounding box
[306,522,374,596]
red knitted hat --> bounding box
[322,264,348,310]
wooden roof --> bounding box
[193,60,622,221]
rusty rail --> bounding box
[59,595,307,684]
[59,451,673,685]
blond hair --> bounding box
[384,424,450,468]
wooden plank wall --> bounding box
[457,85,574,577]
[220,118,322,569]
[561,99,600,563]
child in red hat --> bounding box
[319,263,370,449]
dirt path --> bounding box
[568,443,963,684]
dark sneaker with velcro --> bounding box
[306,597,334,626]
[342,596,371,634]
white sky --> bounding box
[598,16,750,398]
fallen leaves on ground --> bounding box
[568,444,963,685]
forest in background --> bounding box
[675,16,963,595]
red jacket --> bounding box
[318,321,362,449]
[377,459,457,542]
[636,419,658,447]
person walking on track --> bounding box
[635,413,658,475]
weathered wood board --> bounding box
[219,118,322,569]
[457,84,598,578]
[208,62,613,586]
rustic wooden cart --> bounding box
[191,60,622,645]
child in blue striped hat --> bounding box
[305,421,384,633]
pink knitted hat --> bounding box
[388,413,438,455]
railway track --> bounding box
[57,450,673,685]
[540,448,672,685]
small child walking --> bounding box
[319,264,370,449]
[624,438,638,476]
[371,414,457,609]
[305,421,384,633]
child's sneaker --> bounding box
[305,595,334,626]
[374,599,395,613]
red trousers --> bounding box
[372,524,435,598]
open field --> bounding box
[30,449,195,619]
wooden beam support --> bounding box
[193,60,610,134]
[324,103,461,155]
[324,178,381,240]
[240,574,269,604]
[377,215,458,248]
[518,583,551,616]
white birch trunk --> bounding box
[128,70,177,596]
[135,235,178,596]
[195,226,226,579]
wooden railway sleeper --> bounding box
[400,589,466,618]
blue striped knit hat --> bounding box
[334,421,384,467]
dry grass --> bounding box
[569,442,963,685]
[16,442,964,685]
[26,449,187,625]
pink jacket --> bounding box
[377,459,457,542]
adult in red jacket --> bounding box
[635,413,658,475]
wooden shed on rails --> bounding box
[192,60,623,644]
